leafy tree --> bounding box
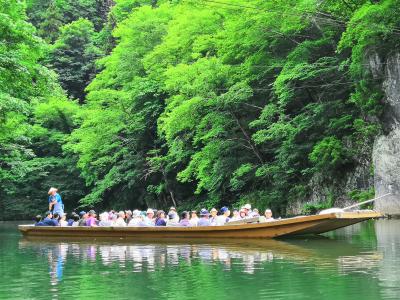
[48,19,102,102]
[26,0,111,42]
[0,0,85,220]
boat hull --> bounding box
[18,211,382,239]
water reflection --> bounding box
[19,237,383,283]
[375,219,400,299]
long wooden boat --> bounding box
[18,210,381,239]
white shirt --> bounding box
[114,217,126,227]
[189,218,198,227]
[216,215,228,226]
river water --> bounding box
[0,220,399,300]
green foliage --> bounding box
[3,0,398,218]
[48,18,102,102]
[302,202,330,215]
[26,0,110,42]
[309,137,348,171]
[0,1,85,220]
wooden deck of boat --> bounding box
[18,211,382,239]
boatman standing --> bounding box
[48,187,64,216]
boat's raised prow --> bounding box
[18,210,382,239]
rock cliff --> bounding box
[373,53,400,215]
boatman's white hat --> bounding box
[48,187,58,195]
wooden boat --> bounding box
[18,210,381,239]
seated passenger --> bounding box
[243,204,252,216]
[230,209,241,221]
[179,211,190,226]
[114,211,127,227]
[251,208,260,217]
[125,210,133,224]
[110,212,118,225]
[189,210,199,227]
[197,209,211,227]
[144,209,155,226]
[155,210,167,226]
[216,207,230,225]
[78,211,88,226]
[34,215,45,226]
[209,208,218,226]
[43,211,59,226]
[67,213,76,226]
[167,212,180,226]
[239,209,247,219]
[128,210,142,226]
[59,213,68,226]
[53,212,60,224]
[99,212,112,226]
[259,209,275,222]
[86,210,98,226]
[137,213,148,227]
[168,207,180,223]
[71,214,80,226]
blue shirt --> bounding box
[155,219,167,226]
[48,193,62,204]
[49,193,64,214]
[43,217,59,226]
[198,218,211,226]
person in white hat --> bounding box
[243,204,253,217]
[48,187,64,215]
[259,209,275,222]
[144,208,155,226]
[168,206,180,223]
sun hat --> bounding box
[48,187,58,195]
[220,206,229,213]
[146,208,154,214]
[79,211,86,216]
[244,204,252,210]
[132,209,141,217]
[210,208,217,213]
[200,209,209,216]
[169,207,177,211]
[88,210,96,215]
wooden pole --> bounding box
[342,193,391,211]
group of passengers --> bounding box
[34,204,275,227]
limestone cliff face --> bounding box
[372,53,400,215]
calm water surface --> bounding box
[0,220,399,300]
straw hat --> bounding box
[48,187,58,195]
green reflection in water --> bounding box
[0,220,399,300]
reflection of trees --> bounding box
[17,234,391,299]
[19,238,383,276]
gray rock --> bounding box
[373,52,400,215]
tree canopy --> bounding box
[1,0,399,219]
